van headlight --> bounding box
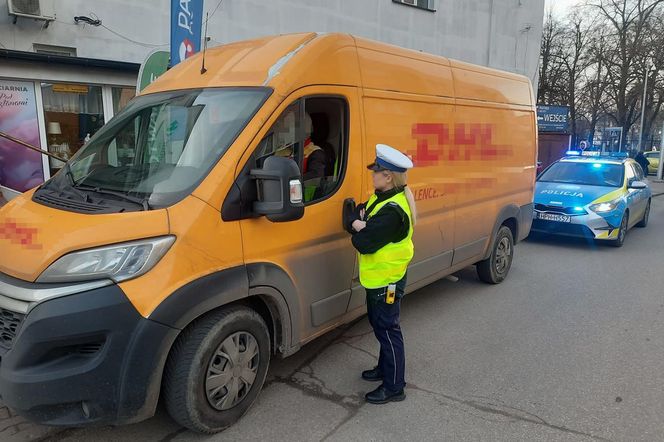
[37,236,175,283]
[589,199,620,213]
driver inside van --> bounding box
[274,111,327,181]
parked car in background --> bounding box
[644,151,660,175]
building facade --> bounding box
[0,0,544,199]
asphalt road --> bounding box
[4,194,664,442]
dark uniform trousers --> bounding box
[365,275,407,392]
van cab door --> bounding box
[233,86,363,344]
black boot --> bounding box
[361,367,383,382]
[365,385,406,404]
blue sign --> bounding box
[170,0,203,67]
[537,105,570,133]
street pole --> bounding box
[638,65,649,152]
[619,127,623,153]
[658,121,664,180]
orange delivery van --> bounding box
[0,33,536,432]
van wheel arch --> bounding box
[483,205,520,260]
[149,265,299,357]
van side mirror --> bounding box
[629,180,647,190]
[250,156,304,222]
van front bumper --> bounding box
[0,272,179,426]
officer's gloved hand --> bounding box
[343,199,359,234]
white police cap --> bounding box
[367,144,414,173]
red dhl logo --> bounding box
[0,218,42,250]
[409,123,512,167]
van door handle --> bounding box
[343,198,356,233]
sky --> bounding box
[544,0,583,18]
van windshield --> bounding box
[39,88,269,210]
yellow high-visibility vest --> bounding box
[358,191,414,289]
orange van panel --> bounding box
[356,47,454,98]
[451,60,533,106]
[142,33,361,101]
[143,33,318,94]
[0,190,169,282]
[119,195,244,318]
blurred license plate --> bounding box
[537,213,571,223]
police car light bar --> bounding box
[581,150,601,156]
[565,150,581,156]
[609,152,628,158]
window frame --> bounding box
[625,162,636,185]
[249,94,350,207]
[392,0,436,13]
[629,161,645,182]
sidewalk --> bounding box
[649,177,664,197]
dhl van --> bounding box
[0,33,536,432]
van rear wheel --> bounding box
[476,226,514,284]
[163,306,270,434]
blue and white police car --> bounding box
[532,152,652,247]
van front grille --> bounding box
[0,308,25,350]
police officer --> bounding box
[347,144,417,404]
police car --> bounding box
[532,151,652,247]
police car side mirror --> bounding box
[629,180,647,190]
[250,155,305,222]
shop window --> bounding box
[41,82,104,175]
[252,96,348,203]
[112,86,136,115]
[0,79,44,193]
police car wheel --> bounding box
[636,200,650,228]
[610,212,629,247]
[477,226,514,284]
[163,306,270,434]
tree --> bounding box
[587,0,664,148]
[558,11,593,144]
[537,10,567,104]
[637,7,664,149]
[578,29,611,143]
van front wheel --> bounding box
[163,306,270,434]
[476,226,514,284]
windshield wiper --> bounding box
[74,184,151,211]
[63,162,77,186]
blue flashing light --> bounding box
[574,206,585,212]
[565,150,581,156]
[592,163,603,168]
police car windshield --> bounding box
[538,161,624,187]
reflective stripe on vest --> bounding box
[358,191,414,289]
[303,140,322,173]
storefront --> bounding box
[0,50,139,202]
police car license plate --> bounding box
[537,212,571,223]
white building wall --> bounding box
[0,0,544,85]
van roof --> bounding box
[143,33,533,107]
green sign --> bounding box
[137,50,170,93]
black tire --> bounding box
[610,212,628,247]
[636,200,651,228]
[477,226,514,284]
[163,306,270,434]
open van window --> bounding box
[35,88,270,212]
[252,96,347,203]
